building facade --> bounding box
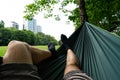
[24,19,42,33]
[37,25,42,33]
[11,21,19,30]
[28,19,37,33]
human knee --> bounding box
[3,41,32,64]
[8,40,29,50]
[8,40,17,45]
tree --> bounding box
[0,28,12,45]
[62,0,120,30]
[24,0,120,31]
[85,0,120,31]
[24,0,59,20]
[34,32,58,45]
[45,35,58,45]
[34,32,46,45]
[0,20,5,28]
[12,30,31,43]
[0,26,58,45]
[23,30,35,45]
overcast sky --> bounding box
[0,0,75,40]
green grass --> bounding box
[0,45,60,57]
[0,46,7,57]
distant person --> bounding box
[0,34,92,80]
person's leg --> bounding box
[28,42,57,64]
[29,46,52,64]
[64,49,80,75]
[3,40,56,64]
[3,40,33,64]
[27,41,57,64]
[61,34,92,80]
[61,34,80,75]
[2,40,43,80]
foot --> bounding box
[48,43,57,57]
[61,34,70,50]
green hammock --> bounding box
[37,22,120,80]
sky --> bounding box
[0,0,75,40]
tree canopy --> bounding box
[24,0,120,31]
[85,0,120,31]
[0,27,58,46]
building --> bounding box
[11,21,19,30]
[37,25,42,33]
[24,19,42,33]
[28,19,37,33]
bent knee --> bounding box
[8,41,29,51]
[3,41,32,64]
[8,40,27,47]
[8,40,19,46]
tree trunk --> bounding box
[79,0,88,23]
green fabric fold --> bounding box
[38,22,120,80]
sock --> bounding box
[61,34,70,51]
[0,57,3,64]
[48,43,57,57]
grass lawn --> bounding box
[0,45,60,57]
[0,46,7,57]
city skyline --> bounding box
[24,19,42,33]
[0,0,75,40]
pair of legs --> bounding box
[3,40,52,64]
[2,40,80,76]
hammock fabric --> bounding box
[37,22,120,80]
